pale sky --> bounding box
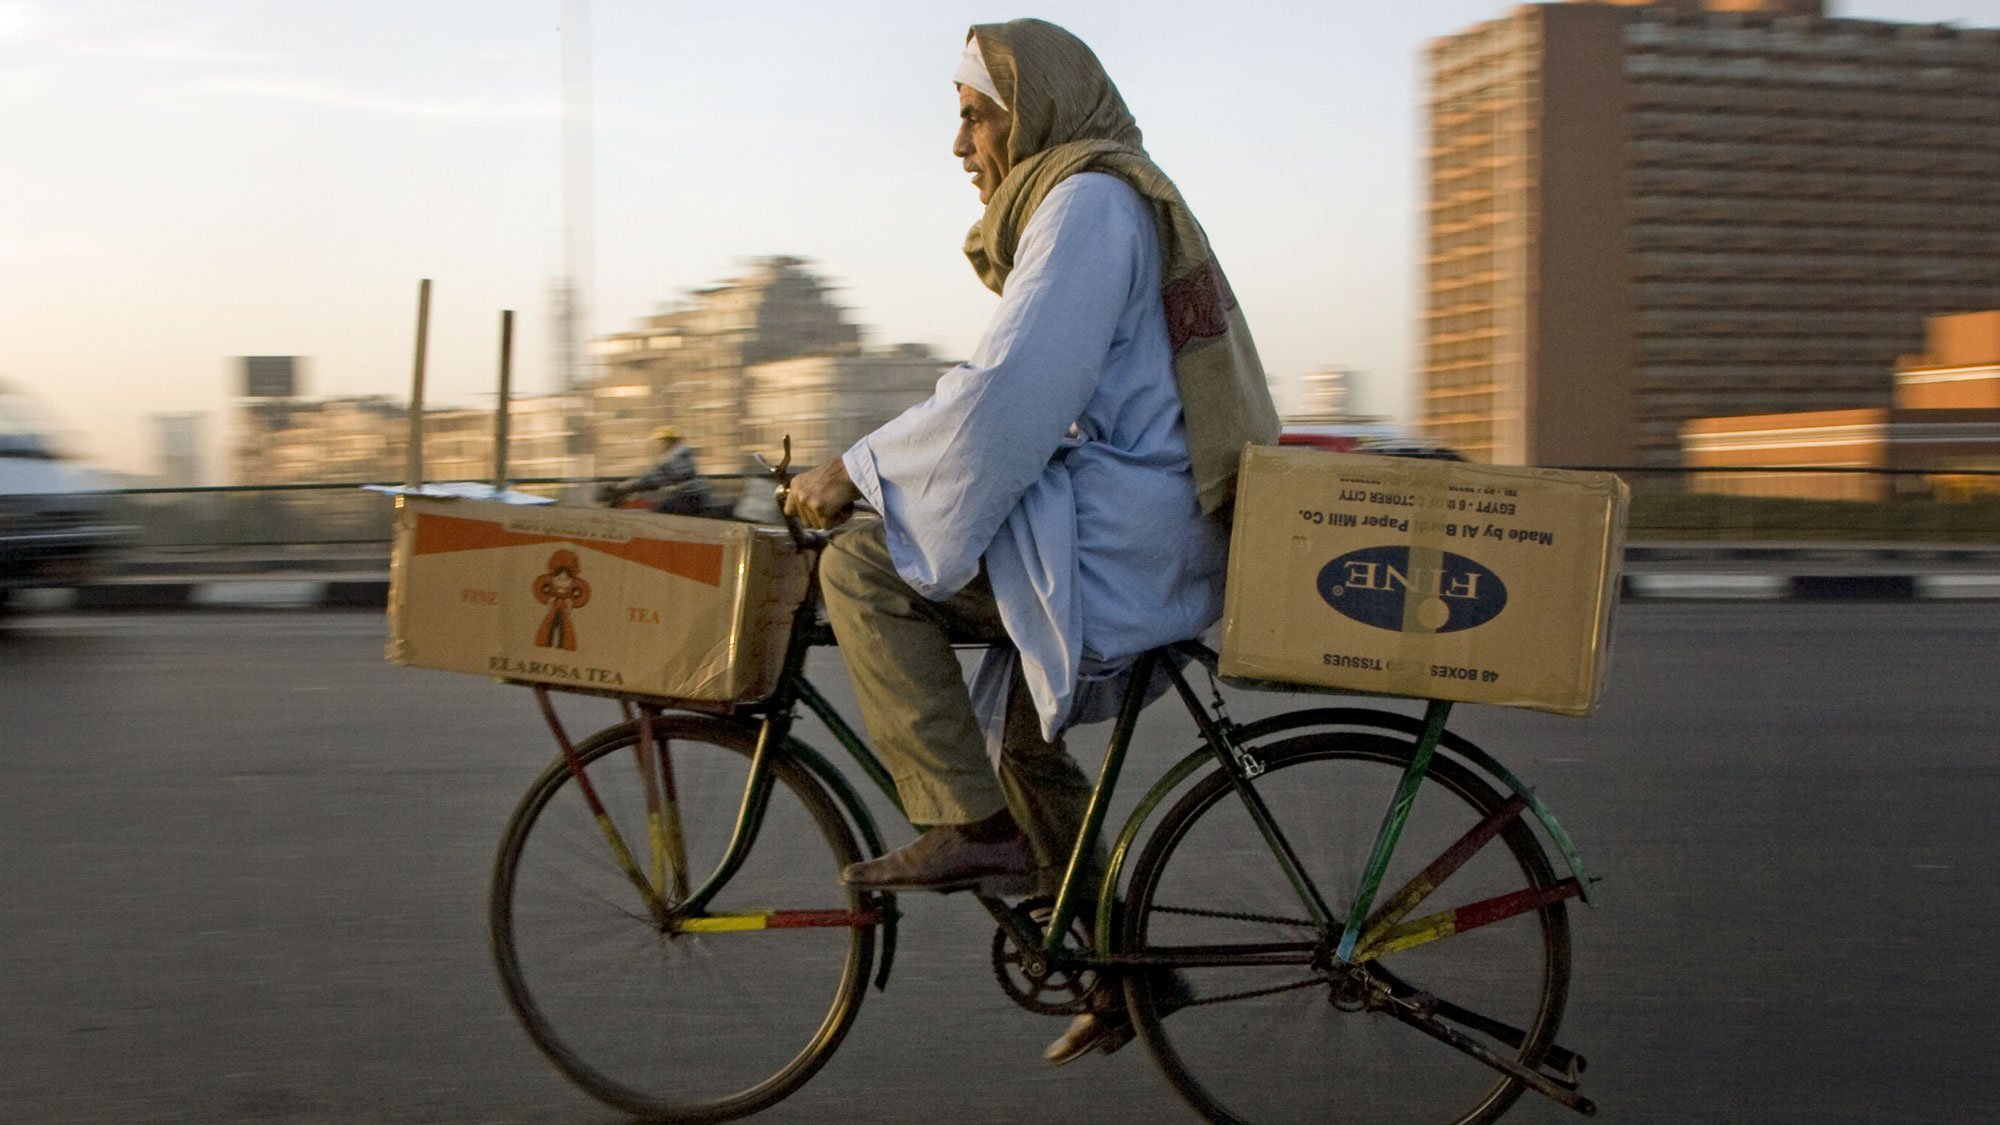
[2,0,1994,480]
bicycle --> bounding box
[485,460,1600,1124]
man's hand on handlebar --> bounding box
[784,457,862,530]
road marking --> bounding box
[1917,575,2000,599]
[1625,574,1788,599]
[188,580,329,608]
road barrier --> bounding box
[87,467,2000,552]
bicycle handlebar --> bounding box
[595,437,846,552]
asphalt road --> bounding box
[2,603,1996,1124]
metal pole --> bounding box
[493,309,514,492]
[404,279,432,491]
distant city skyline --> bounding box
[3,0,1993,476]
[228,257,952,491]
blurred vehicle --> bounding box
[0,381,133,604]
[1280,425,1464,462]
[596,461,785,525]
[1354,440,1465,462]
[597,428,786,524]
[1278,429,1368,454]
[596,426,732,519]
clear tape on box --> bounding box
[386,496,809,702]
[1219,447,1628,716]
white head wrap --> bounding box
[953,35,1007,110]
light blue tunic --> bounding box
[843,172,1229,741]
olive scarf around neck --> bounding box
[961,18,1279,518]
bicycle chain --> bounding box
[1147,903,1319,929]
[1175,975,1331,1009]
[989,902,1352,1013]
[1136,903,1341,1010]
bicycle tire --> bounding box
[1121,731,1570,1125]
[491,714,875,1122]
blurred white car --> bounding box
[0,381,132,603]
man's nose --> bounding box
[952,126,973,158]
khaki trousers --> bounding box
[819,520,1095,893]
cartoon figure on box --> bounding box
[533,549,591,651]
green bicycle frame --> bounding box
[532,600,1595,1113]
[546,540,1588,985]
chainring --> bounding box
[990,895,1100,1016]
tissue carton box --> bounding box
[1219,447,1627,716]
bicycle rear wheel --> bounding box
[1121,731,1571,1124]
[491,714,874,1122]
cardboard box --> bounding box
[1219,448,1627,716]
[386,496,809,702]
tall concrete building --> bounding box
[1419,0,2000,467]
[590,257,869,477]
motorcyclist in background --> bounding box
[597,427,722,516]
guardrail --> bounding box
[96,467,2000,550]
[105,478,588,550]
[1579,466,2000,542]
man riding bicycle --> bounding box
[783,18,1277,1065]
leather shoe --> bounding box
[1042,972,1193,1067]
[1043,1009,1135,1067]
[840,824,1038,895]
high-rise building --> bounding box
[1419,0,2000,467]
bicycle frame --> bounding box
[493,433,1605,1117]
[521,538,1599,1114]
[529,578,1590,974]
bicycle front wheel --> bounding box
[491,714,875,1122]
[1122,731,1571,1125]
